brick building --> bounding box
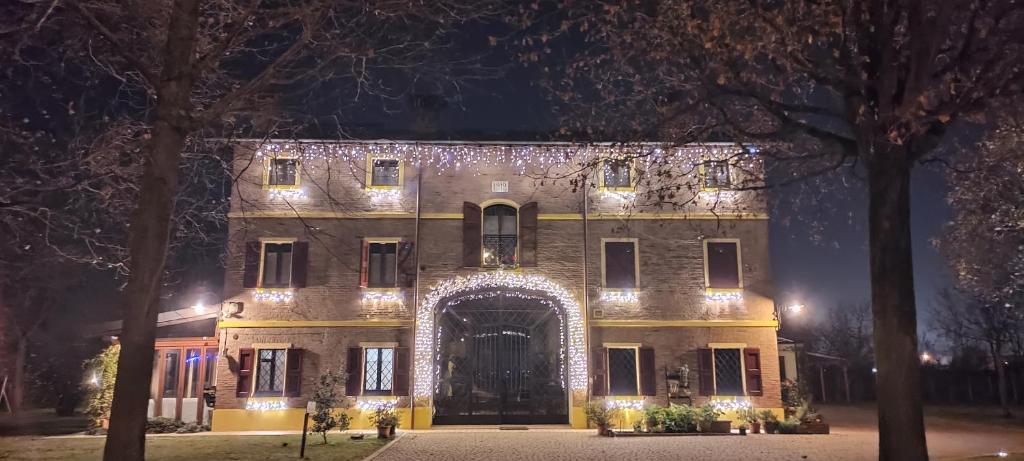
[211,140,782,431]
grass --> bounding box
[0,433,389,461]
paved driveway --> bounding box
[372,406,1024,461]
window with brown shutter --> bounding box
[393,347,410,396]
[236,348,255,397]
[697,348,713,396]
[242,242,261,288]
[713,348,744,396]
[285,348,303,397]
[358,240,370,288]
[462,202,482,267]
[603,240,638,289]
[345,347,363,396]
[260,243,294,288]
[705,240,741,288]
[290,242,309,288]
[639,347,656,396]
[591,348,608,396]
[519,202,538,267]
[744,348,763,396]
[607,348,638,395]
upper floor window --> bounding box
[370,158,402,187]
[363,347,395,395]
[602,159,633,189]
[254,349,286,396]
[704,240,741,289]
[602,239,639,289]
[366,242,398,288]
[701,160,731,190]
[482,204,517,266]
[267,159,299,187]
[261,242,293,288]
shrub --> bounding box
[84,344,119,428]
[779,417,801,434]
[738,405,759,424]
[643,405,667,432]
[368,407,399,428]
[175,422,209,433]
[146,417,185,433]
[308,370,350,444]
[663,404,698,433]
[758,409,778,423]
[696,402,724,432]
[583,401,619,428]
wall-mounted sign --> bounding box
[491,181,509,193]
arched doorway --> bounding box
[414,273,587,426]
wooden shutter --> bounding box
[462,202,482,267]
[519,202,538,267]
[744,348,763,396]
[242,242,261,288]
[639,347,656,396]
[345,347,363,396]
[698,348,714,396]
[397,242,416,288]
[290,242,309,288]
[591,347,608,396]
[236,348,255,397]
[285,348,303,397]
[392,347,410,396]
[358,240,370,287]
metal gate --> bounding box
[432,294,568,425]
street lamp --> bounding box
[785,303,805,315]
[192,301,205,315]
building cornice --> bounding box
[218,319,413,328]
[227,211,769,221]
[590,319,779,328]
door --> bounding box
[433,294,568,424]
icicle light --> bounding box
[253,288,294,303]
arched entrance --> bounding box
[414,272,587,426]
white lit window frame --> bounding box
[599,158,637,192]
[263,157,301,189]
[250,342,293,398]
[365,156,405,190]
[258,237,298,288]
[480,199,520,267]
[699,160,732,192]
[708,342,747,397]
[603,342,642,397]
[600,238,640,290]
[359,342,399,396]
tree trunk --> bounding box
[102,1,200,460]
[867,152,928,461]
[991,343,1012,418]
[12,336,26,414]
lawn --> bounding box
[0,433,389,461]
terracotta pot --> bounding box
[751,422,761,434]
[377,425,390,439]
[597,424,609,436]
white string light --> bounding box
[253,288,295,303]
[267,188,308,201]
[605,399,645,410]
[361,290,404,304]
[415,271,587,400]
[245,400,289,411]
[704,291,743,302]
[711,399,753,412]
[600,290,640,303]
[356,398,399,411]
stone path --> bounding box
[372,405,1024,461]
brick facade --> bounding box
[215,141,781,430]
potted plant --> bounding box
[779,417,800,434]
[697,403,729,433]
[759,410,779,434]
[739,406,760,434]
[584,401,620,436]
[368,407,399,439]
[737,422,748,436]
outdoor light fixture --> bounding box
[786,303,805,314]
[192,302,205,315]
[920,352,932,363]
[872,367,878,374]
[998,451,1009,458]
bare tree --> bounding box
[3,1,502,459]
[517,2,1024,458]
[814,303,874,368]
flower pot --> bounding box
[764,421,780,434]
[377,425,390,439]
[708,421,732,434]
[390,425,396,436]
[750,422,761,434]
[739,427,747,436]
[597,424,612,436]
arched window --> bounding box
[482,204,517,266]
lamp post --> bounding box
[776,302,806,331]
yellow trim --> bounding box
[365,156,405,190]
[212,407,417,431]
[703,238,744,289]
[228,210,769,220]
[262,157,301,190]
[219,319,413,328]
[600,238,640,289]
[591,319,778,328]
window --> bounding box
[370,159,401,187]
[603,239,638,289]
[363,347,395,394]
[254,349,286,396]
[779,356,787,381]
[603,159,632,189]
[701,160,731,190]
[713,348,744,396]
[162,349,180,398]
[367,242,398,288]
[261,242,294,287]
[267,159,298,187]
[482,204,517,266]
[704,240,741,289]
[607,348,639,395]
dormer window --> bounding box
[267,159,299,187]
[603,159,633,189]
[482,204,517,267]
[370,158,402,188]
[701,160,731,190]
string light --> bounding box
[705,290,743,302]
[711,399,753,412]
[267,188,307,200]
[253,288,294,303]
[600,290,639,303]
[356,398,399,411]
[362,290,404,304]
[246,400,289,411]
[605,399,645,410]
[415,271,587,400]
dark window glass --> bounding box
[604,241,637,289]
[368,242,398,288]
[604,160,632,188]
[702,161,731,189]
[779,356,787,381]
[261,243,293,287]
[714,349,743,396]
[162,349,180,398]
[363,347,395,394]
[255,349,286,396]
[371,159,401,186]
[608,348,639,395]
[706,241,740,288]
[482,205,517,266]
[268,159,298,186]
[183,348,202,398]
[203,348,218,389]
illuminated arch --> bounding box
[413,272,587,400]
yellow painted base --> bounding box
[569,406,586,429]
[212,407,417,432]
